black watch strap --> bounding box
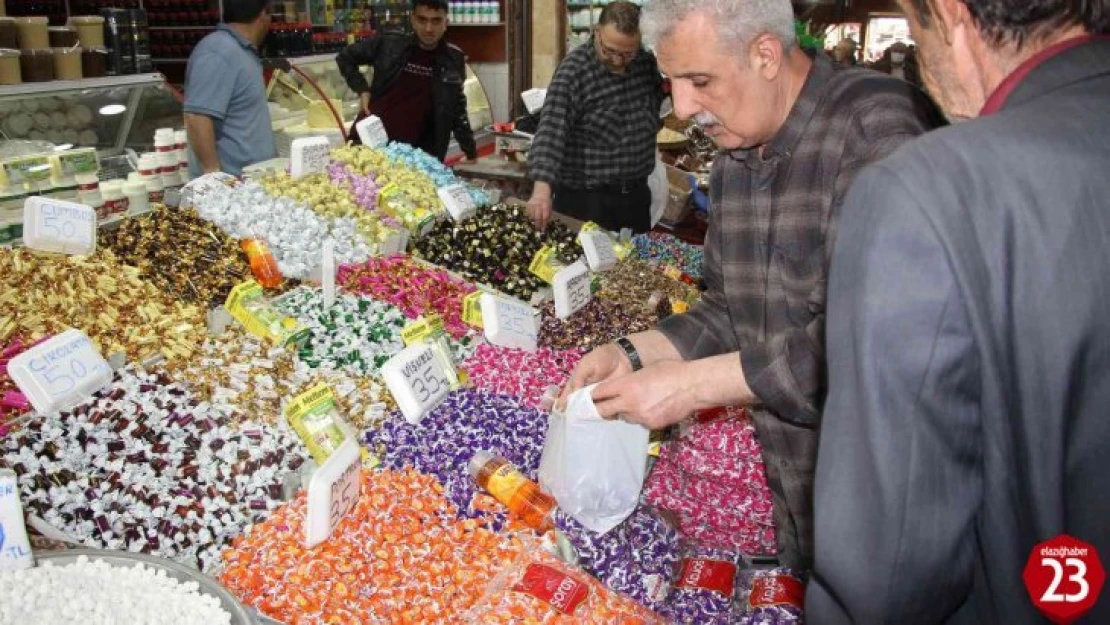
[615,337,643,371]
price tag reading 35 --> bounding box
[381,343,453,424]
[6,329,113,414]
[480,292,538,350]
[22,197,97,256]
[553,260,593,320]
[304,438,361,548]
[437,184,477,222]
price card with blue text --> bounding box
[291,136,331,178]
[22,197,97,255]
[355,115,390,149]
[553,260,593,320]
[480,292,538,350]
[437,184,477,222]
[304,437,361,548]
[381,343,453,425]
[6,329,113,414]
[579,230,619,272]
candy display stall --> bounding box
[0,136,799,624]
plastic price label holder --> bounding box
[437,183,477,222]
[553,260,592,320]
[304,438,361,548]
[381,343,453,425]
[22,197,97,256]
[6,329,113,415]
[480,292,538,350]
[290,136,331,178]
[578,230,618,272]
[355,115,389,148]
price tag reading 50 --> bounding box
[6,329,113,415]
[304,438,362,548]
[22,197,97,256]
[381,343,453,425]
[480,292,538,350]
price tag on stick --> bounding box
[480,292,538,350]
[22,197,97,256]
[437,184,477,222]
[304,438,361,548]
[553,260,592,320]
[6,329,113,415]
[290,136,331,178]
[381,343,453,424]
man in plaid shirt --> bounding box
[563,0,942,569]
[526,1,667,233]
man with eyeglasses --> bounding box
[526,1,667,233]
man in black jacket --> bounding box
[335,0,477,161]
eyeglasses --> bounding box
[595,35,640,62]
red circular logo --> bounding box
[1023,534,1105,624]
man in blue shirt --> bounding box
[184,0,276,177]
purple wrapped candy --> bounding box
[364,389,549,525]
[662,544,745,624]
[553,504,681,612]
[739,567,806,624]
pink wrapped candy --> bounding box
[644,406,777,555]
[461,344,584,410]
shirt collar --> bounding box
[217,24,259,55]
[980,34,1099,115]
[731,52,835,169]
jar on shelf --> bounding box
[19,48,53,82]
[0,49,21,85]
[0,18,18,50]
[81,47,108,78]
[67,16,105,48]
[47,26,77,48]
[14,17,49,51]
[52,46,82,80]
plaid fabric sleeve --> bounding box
[741,95,941,426]
[527,58,579,186]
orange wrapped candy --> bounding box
[220,468,528,624]
[463,546,666,624]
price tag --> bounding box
[381,343,453,424]
[480,292,538,350]
[355,115,389,149]
[401,315,446,347]
[521,88,548,114]
[462,291,484,328]
[290,136,331,178]
[578,231,619,272]
[6,329,113,415]
[304,438,361,548]
[437,184,477,222]
[553,260,592,320]
[321,239,336,309]
[529,246,564,285]
[21,197,97,256]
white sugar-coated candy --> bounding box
[0,556,232,625]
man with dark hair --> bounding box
[335,0,476,162]
[184,0,276,176]
[808,0,1110,622]
[525,1,667,233]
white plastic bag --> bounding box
[647,151,668,227]
[538,384,650,535]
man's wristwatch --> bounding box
[615,337,643,372]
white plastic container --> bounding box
[74,171,102,218]
[137,152,164,204]
[99,178,127,217]
[154,128,179,189]
[174,129,189,184]
[123,172,148,215]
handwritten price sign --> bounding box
[304,438,362,548]
[438,184,477,222]
[579,230,619,272]
[355,115,389,149]
[6,329,113,414]
[22,197,97,256]
[382,343,453,424]
[290,136,331,178]
[480,292,538,350]
[1024,534,1105,624]
[553,260,592,320]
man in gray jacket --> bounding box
[809,0,1110,623]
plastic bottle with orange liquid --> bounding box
[468,450,556,532]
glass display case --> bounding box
[0,74,182,158]
[266,53,493,157]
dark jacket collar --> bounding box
[217,24,259,55]
[983,36,1110,115]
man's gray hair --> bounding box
[642,0,797,52]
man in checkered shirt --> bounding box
[526,1,667,234]
[562,0,942,570]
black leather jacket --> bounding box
[335,33,477,160]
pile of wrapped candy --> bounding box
[0,140,811,624]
